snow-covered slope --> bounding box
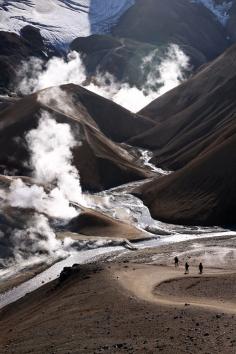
[0,0,135,48]
[192,0,233,25]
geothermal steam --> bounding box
[4,111,86,266]
[18,45,189,112]
[9,112,84,219]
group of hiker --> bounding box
[174,256,203,275]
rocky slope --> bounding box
[131,44,236,226]
[135,127,236,226]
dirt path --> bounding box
[116,265,236,314]
[1,263,236,353]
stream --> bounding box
[0,155,236,310]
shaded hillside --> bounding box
[134,127,236,226]
[0,84,154,191]
[127,44,236,170]
[227,1,236,41]
[63,84,154,142]
[0,27,55,94]
[113,0,231,65]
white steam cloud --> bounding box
[4,111,87,267]
[17,45,189,112]
[26,112,85,209]
[9,112,85,219]
[10,214,65,265]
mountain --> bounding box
[0,0,135,48]
[1,0,236,231]
[0,84,154,191]
[132,44,236,226]
[127,44,236,170]
[68,0,236,97]
[70,34,190,91]
[113,0,235,66]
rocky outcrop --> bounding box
[0,28,53,94]
[59,264,102,284]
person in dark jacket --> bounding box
[199,262,203,274]
[174,256,179,267]
[185,262,189,274]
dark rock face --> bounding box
[0,27,56,94]
[0,31,36,93]
[113,0,232,65]
[20,25,46,53]
[59,264,102,284]
[227,2,236,41]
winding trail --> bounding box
[116,265,236,314]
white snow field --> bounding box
[192,0,233,25]
[0,0,135,47]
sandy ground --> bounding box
[117,265,236,314]
[0,255,236,353]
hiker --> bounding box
[199,262,203,274]
[185,262,189,274]
[174,256,179,267]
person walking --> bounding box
[185,262,189,274]
[199,262,203,274]
[174,256,179,267]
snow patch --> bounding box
[192,0,232,25]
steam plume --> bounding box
[3,111,87,267]
[17,45,189,112]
